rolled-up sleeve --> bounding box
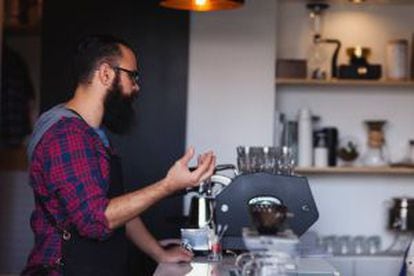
[46,124,112,240]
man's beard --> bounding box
[102,74,137,134]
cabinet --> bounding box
[276,1,414,175]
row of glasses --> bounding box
[320,235,381,256]
[237,146,296,175]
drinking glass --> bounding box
[236,251,296,276]
[351,235,367,255]
[237,146,251,173]
[275,146,296,175]
[264,146,277,173]
[321,235,336,255]
[366,235,381,255]
[249,147,265,173]
[335,235,351,255]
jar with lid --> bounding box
[386,39,409,80]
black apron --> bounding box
[24,109,128,275]
[61,150,128,275]
[57,108,128,275]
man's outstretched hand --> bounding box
[164,147,216,193]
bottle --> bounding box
[314,131,328,167]
[282,120,298,165]
[298,108,313,167]
[323,127,338,167]
[273,111,285,148]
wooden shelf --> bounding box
[296,166,414,175]
[276,78,414,87]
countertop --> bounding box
[154,256,339,276]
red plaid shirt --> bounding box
[24,117,114,274]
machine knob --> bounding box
[220,204,229,213]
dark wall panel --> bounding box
[41,0,189,242]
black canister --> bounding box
[322,127,338,167]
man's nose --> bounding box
[133,81,140,92]
[133,83,140,95]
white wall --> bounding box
[187,0,277,164]
[276,1,414,248]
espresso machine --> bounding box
[215,172,319,250]
[181,146,319,253]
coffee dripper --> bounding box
[362,120,389,166]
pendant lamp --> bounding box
[160,0,244,12]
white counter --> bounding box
[327,255,403,276]
[154,256,339,276]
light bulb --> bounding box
[195,0,207,7]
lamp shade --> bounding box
[160,0,244,12]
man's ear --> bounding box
[97,62,115,87]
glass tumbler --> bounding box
[249,147,265,173]
[366,235,381,255]
[351,236,367,255]
[237,146,251,174]
[276,146,296,175]
[335,235,351,255]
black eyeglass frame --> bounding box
[113,66,139,84]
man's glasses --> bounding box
[113,66,139,84]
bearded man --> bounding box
[22,35,215,275]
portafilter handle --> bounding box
[185,164,237,196]
[214,164,239,176]
[189,164,238,175]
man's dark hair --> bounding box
[73,35,133,85]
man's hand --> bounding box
[105,148,215,230]
[157,245,194,263]
[164,147,216,193]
